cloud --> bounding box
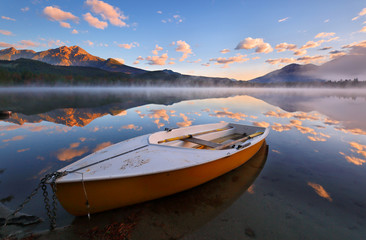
[209,54,249,67]
[176,113,192,127]
[157,11,162,14]
[278,17,289,23]
[0,30,14,36]
[84,40,94,46]
[319,47,332,51]
[83,12,108,29]
[315,32,335,38]
[265,57,296,65]
[329,50,347,59]
[352,8,366,21]
[275,42,297,52]
[2,135,25,142]
[209,108,247,120]
[136,56,144,60]
[253,121,270,128]
[307,182,333,202]
[1,16,16,21]
[21,7,29,12]
[0,42,14,48]
[300,40,323,49]
[173,40,192,61]
[220,49,230,54]
[148,109,170,121]
[114,58,125,64]
[119,124,142,131]
[117,42,139,49]
[56,146,89,161]
[293,49,307,56]
[297,55,325,64]
[85,0,128,27]
[93,141,112,152]
[43,6,79,26]
[235,37,273,53]
[146,53,169,65]
[59,21,71,28]
[19,40,40,48]
[360,26,366,32]
[152,44,163,55]
[271,123,292,132]
[71,29,78,34]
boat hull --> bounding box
[55,139,265,216]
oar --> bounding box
[157,127,230,144]
[214,132,264,150]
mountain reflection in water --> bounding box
[0,87,365,240]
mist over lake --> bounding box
[1,87,365,239]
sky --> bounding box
[0,0,366,80]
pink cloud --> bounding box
[85,0,128,27]
[0,30,14,36]
[83,12,108,29]
[1,16,16,21]
[152,44,163,55]
[173,40,192,61]
[43,6,79,23]
[352,8,366,21]
[117,42,139,49]
[265,57,296,65]
[209,54,249,67]
[315,32,335,38]
[275,42,297,52]
[220,49,230,54]
[235,37,273,53]
[146,53,169,65]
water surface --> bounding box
[0,87,365,239]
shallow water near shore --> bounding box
[0,87,365,239]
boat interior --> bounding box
[150,123,265,150]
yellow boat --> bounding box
[54,122,269,216]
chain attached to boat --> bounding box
[3,171,67,231]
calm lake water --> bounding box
[0,87,365,239]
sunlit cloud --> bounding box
[0,30,14,36]
[329,50,347,59]
[146,53,169,65]
[83,12,108,29]
[264,110,292,118]
[315,32,335,39]
[17,148,30,153]
[352,8,366,21]
[56,146,89,161]
[209,54,249,68]
[176,113,193,127]
[116,42,139,49]
[93,141,112,152]
[85,0,128,27]
[271,123,292,132]
[339,152,366,165]
[2,135,25,142]
[275,42,297,52]
[21,7,29,12]
[152,44,163,55]
[220,49,230,54]
[278,17,289,23]
[349,142,366,151]
[153,119,165,128]
[1,16,16,21]
[235,37,273,53]
[253,121,270,128]
[247,185,255,194]
[43,6,79,28]
[307,182,333,202]
[209,108,247,120]
[297,55,325,64]
[172,40,192,61]
[360,26,366,33]
[335,127,366,135]
[308,136,327,142]
[119,124,142,131]
[294,125,316,135]
[71,29,79,34]
[148,109,170,121]
[293,112,320,121]
[265,57,296,65]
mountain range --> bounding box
[0,45,365,85]
[0,46,146,74]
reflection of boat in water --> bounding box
[54,122,269,216]
[37,141,269,240]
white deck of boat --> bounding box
[57,122,269,183]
